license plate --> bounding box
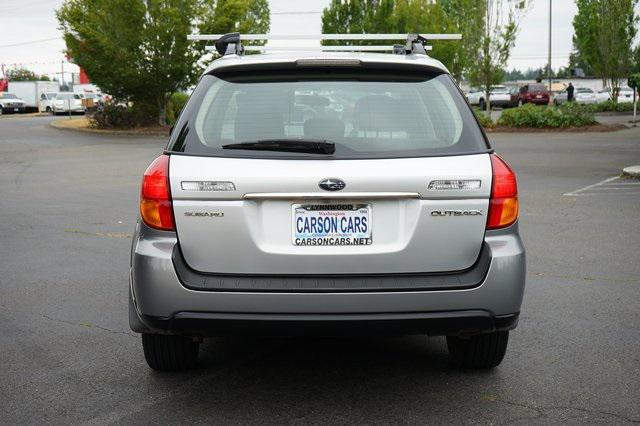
[536,95,542,99]
[14,108,19,112]
[293,203,372,246]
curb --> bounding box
[49,119,168,137]
[483,123,628,133]
[622,165,640,178]
[0,112,50,119]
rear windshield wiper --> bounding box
[222,139,335,155]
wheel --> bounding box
[0,106,3,115]
[46,106,52,113]
[479,98,486,111]
[447,331,509,369]
[554,99,559,106]
[517,99,523,107]
[141,333,200,371]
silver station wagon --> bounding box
[129,33,525,371]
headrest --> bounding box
[304,117,345,139]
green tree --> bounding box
[573,0,638,98]
[468,0,531,110]
[320,0,482,81]
[57,0,269,125]
[504,68,525,81]
[632,44,640,73]
[438,0,486,81]
[568,43,593,77]
[6,68,50,81]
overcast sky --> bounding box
[0,0,635,81]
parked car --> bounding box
[616,87,635,103]
[8,81,59,112]
[595,88,612,104]
[516,83,550,106]
[485,86,511,109]
[594,87,636,104]
[553,91,567,105]
[554,87,596,105]
[130,33,525,372]
[52,92,86,115]
[466,85,511,110]
[465,87,483,105]
[506,87,520,107]
[39,92,59,113]
[0,92,26,114]
[82,93,104,110]
[574,87,597,104]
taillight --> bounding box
[140,155,175,231]
[487,154,519,229]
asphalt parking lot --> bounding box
[1,115,639,424]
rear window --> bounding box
[168,69,489,159]
[529,84,547,92]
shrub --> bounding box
[167,92,190,125]
[583,100,635,113]
[497,103,597,128]
[474,111,495,128]
[89,103,156,129]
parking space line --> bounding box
[564,176,640,196]
[564,176,618,196]
[585,186,640,190]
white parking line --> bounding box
[564,176,640,196]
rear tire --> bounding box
[447,331,509,369]
[142,333,200,371]
[479,99,486,110]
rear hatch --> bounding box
[528,83,549,101]
[168,65,492,275]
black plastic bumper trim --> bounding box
[172,244,491,293]
[139,311,519,337]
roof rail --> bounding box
[204,45,433,53]
[188,33,461,56]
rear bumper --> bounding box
[130,222,526,336]
[53,106,85,113]
[172,243,492,293]
[526,98,549,105]
[0,106,25,113]
[139,310,519,337]
[489,99,511,106]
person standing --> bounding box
[567,82,575,102]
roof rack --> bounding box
[188,33,461,56]
[204,45,433,53]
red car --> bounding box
[514,83,550,106]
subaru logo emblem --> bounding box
[319,178,346,191]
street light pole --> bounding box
[548,0,552,94]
